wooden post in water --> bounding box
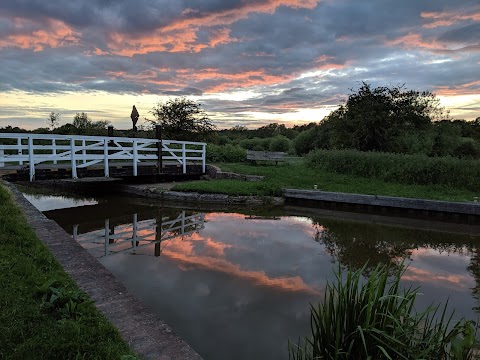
[156,124,162,175]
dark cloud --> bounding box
[438,23,480,43]
[0,0,479,128]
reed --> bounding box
[289,263,477,360]
[306,149,480,192]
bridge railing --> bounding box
[0,133,206,180]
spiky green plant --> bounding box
[289,263,477,360]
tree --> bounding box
[47,112,60,131]
[72,112,110,135]
[73,112,92,130]
[149,98,216,141]
[323,82,447,152]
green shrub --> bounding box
[214,135,232,146]
[454,140,480,159]
[293,127,318,155]
[289,263,477,360]
[269,135,291,152]
[239,137,271,151]
[306,149,480,191]
[206,144,246,163]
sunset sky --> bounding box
[0,0,479,130]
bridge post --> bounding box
[82,139,87,164]
[107,125,114,154]
[156,125,162,175]
[0,149,4,167]
[133,140,138,176]
[103,139,109,177]
[17,138,23,165]
[182,143,186,173]
[202,143,206,173]
[52,139,57,164]
[28,136,35,181]
[70,138,77,179]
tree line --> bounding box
[1,84,479,159]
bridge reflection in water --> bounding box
[71,211,205,258]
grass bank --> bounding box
[0,184,136,359]
[172,162,478,202]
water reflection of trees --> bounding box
[312,217,480,311]
[467,250,480,311]
[312,218,478,276]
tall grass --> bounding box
[306,149,480,192]
[289,263,477,360]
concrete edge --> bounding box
[283,189,480,216]
[116,183,285,206]
[2,180,203,360]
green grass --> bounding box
[0,184,137,360]
[172,162,478,202]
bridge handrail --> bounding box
[0,133,206,146]
[0,132,207,180]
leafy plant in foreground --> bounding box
[289,263,477,359]
[38,279,92,319]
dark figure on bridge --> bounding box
[130,105,139,132]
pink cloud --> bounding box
[385,32,446,51]
[164,0,320,31]
[103,0,319,57]
[402,266,470,289]
[421,8,480,28]
[0,16,80,51]
[434,80,480,96]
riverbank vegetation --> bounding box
[0,184,135,359]
[306,149,480,192]
[172,162,477,202]
[289,263,477,360]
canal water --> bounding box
[23,190,480,360]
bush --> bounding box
[212,135,232,146]
[306,149,480,191]
[269,135,291,152]
[239,137,271,151]
[206,144,246,163]
[454,140,480,159]
[293,128,318,155]
[289,263,477,360]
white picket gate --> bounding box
[0,133,206,181]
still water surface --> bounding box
[23,191,480,360]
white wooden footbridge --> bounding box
[0,133,206,181]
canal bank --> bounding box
[5,178,480,359]
[2,180,202,360]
